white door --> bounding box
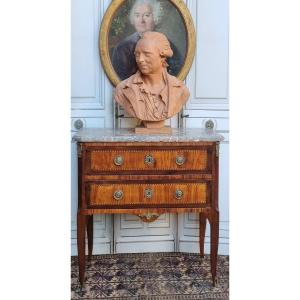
[71,0,229,255]
[178,0,229,255]
[71,0,114,255]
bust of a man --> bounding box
[114,31,189,130]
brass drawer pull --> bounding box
[144,188,153,199]
[144,154,154,165]
[114,155,124,166]
[113,190,123,201]
[175,155,185,166]
[175,189,184,200]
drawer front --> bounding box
[88,183,208,206]
[88,149,209,172]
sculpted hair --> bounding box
[139,31,173,68]
[129,0,162,25]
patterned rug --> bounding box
[71,252,229,300]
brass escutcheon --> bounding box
[113,190,123,201]
[175,189,184,200]
[175,155,185,166]
[114,155,124,166]
[144,188,153,199]
[144,154,154,165]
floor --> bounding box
[71,252,229,300]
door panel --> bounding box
[71,0,229,255]
[71,0,113,255]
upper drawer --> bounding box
[86,149,210,173]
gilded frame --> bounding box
[99,0,196,87]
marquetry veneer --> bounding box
[74,128,224,287]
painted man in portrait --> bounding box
[112,0,183,80]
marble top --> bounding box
[73,128,224,142]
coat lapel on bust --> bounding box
[121,72,145,119]
[166,74,188,117]
[122,85,137,105]
[120,71,189,120]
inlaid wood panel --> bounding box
[88,182,208,207]
[88,149,209,172]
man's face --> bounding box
[135,39,163,75]
[132,4,155,34]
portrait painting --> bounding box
[100,0,195,86]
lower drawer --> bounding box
[87,182,209,207]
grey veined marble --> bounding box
[73,128,224,142]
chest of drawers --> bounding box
[73,128,224,286]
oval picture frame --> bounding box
[99,0,196,87]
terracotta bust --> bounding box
[114,31,189,130]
